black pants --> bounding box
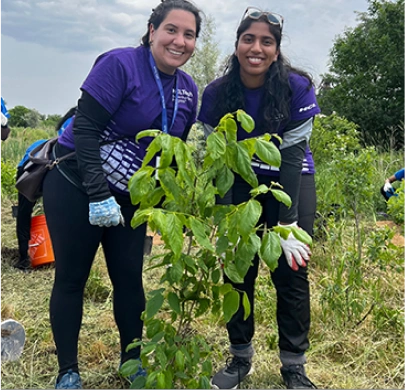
[43,167,146,376]
[16,166,36,266]
[224,174,316,356]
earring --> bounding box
[149,41,153,46]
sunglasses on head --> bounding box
[241,7,284,32]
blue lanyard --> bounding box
[149,50,179,134]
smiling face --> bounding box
[235,21,280,88]
[149,9,197,75]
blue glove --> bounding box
[89,196,125,227]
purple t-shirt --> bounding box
[198,73,320,176]
[59,45,198,194]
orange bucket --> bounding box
[28,214,55,267]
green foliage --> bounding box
[317,0,404,149]
[1,159,18,202]
[311,114,361,165]
[387,180,404,227]
[8,106,44,128]
[122,110,303,388]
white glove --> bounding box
[89,196,125,227]
[278,222,311,271]
[1,112,8,127]
[383,180,393,193]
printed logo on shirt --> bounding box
[174,88,194,104]
[299,103,316,113]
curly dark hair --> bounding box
[141,0,203,47]
[215,15,314,133]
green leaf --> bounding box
[120,359,141,377]
[195,298,211,317]
[242,291,251,321]
[173,139,194,187]
[211,268,221,284]
[175,350,185,371]
[223,290,240,322]
[255,139,281,167]
[259,231,282,271]
[136,129,162,142]
[128,166,155,205]
[168,258,184,283]
[158,168,182,202]
[224,117,237,143]
[250,184,270,197]
[165,213,184,258]
[223,262,244,284]
[131,208,152,230]
[146,319,163,339]
[141,136,162,167]
[145,291,164,319]
[235,143,258,188]
[215,235,229,256]
[270,189,292,208]
[236,109,255,133]
[237,200,262,239]
[207,132,227,160]
[159,134,174,168]
[156,372,166,389]
[143,186,165,208]
[235,233,261,278]
[291,227,313,246]
[167,292,181,314]
[216,165,234,198]
[190,217,214,252]
[130,375,146,389]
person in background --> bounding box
[198,7,319,389]
[381,168,404,200]
[42,1,202,388]
[14,108,76,271]
[1,97,11,141]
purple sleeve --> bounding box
[289,74,321,121]
[197,84,218,127]
[81,52,129,115]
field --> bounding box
[1,122,404,389]
[1,205,404,389]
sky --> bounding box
[1,0,369,116]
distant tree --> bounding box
[42,114,62,129]
[317,0,404,150]
[182,15,222,107]
[8,106,31,127]
[8,105,43,128]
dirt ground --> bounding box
[376,220,404,247]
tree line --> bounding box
[6,0,404,150]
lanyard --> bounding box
[149,50,179,134]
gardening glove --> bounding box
[1,112,8,127]
[278,222,311,271]
[89,196,125,227]
[383,180,394,193]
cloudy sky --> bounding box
[1,0,369,116]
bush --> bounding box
[387,180,404,227]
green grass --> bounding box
[1,193,403,389]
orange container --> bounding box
[28,214,55,267]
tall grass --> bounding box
[1,119,403,389]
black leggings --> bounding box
[225,174,316,355]
[16,166,36,264]
[43,167,146,376]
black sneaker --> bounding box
[280,364,317,389]
[13,259,31,271]
[211,356,253,389]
